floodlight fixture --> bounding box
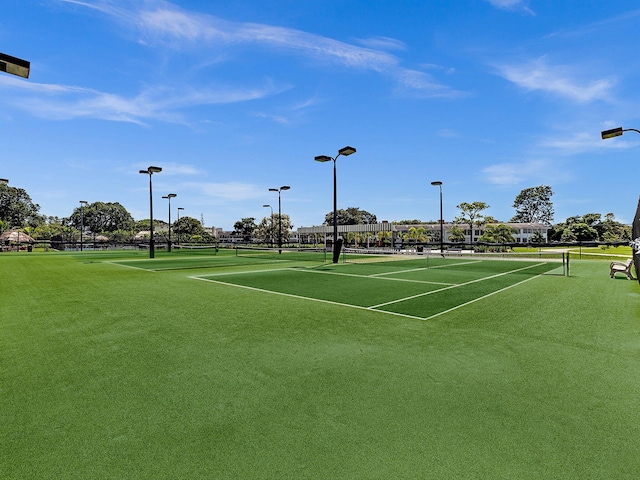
[601,127,624,139]
[314,155,332,163]
[601,127,640,140]
[0,52,30,79]
[338,146,356,156]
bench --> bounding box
[610,259,635,280]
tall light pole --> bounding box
[431,181,444,254]
[162,193,177,252]
[79,200,88,251]
[315,146,356,263]
[263,204,274,247]
[602,126,640,283]
[268,186,290,253]
[139,166,162,258]
[177,207,184,246]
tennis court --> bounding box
[5,250,640,479]
[185,250,568,320]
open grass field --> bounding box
[2,248,640,479]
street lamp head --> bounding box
[263,204,271,208]
[280,186,290,191]
[431,181,443,186]
[0,52,30,79]
[314,155,332,163]
[148,166,162,173]
[338,146,356,156]
[139,169,149,174]
[269,188,278,192]
[167,193,177,198]
[601,127,624,140]
[178,207,184,211]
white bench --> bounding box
[610,259,635,280]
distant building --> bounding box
[392,222,549,244]
[297,222,549,245]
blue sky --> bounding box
[2,0,640,230]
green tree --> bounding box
[448,225,466,243]
[377,230,391,246]
[254,216,275,245]
[174,216,205,237]
[595,213,630,242]
[273,214,292,244]
[454,201,490,246]
[478,223,516,244]
[510,185,554,225]
[0,183,43,228]
[404,226,430,245]
[549,213,630,243]
[393,219,423,225]
[233,217,257,241]
[531,231,545,244]
[324,207,377,226]
[568,222,598,241]
[68,201,134,233]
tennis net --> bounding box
[341,248,570,276]
[234,245,329,263]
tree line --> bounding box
[0,184,213,244]
[0,182,632,245]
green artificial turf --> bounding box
[2,251,640,479]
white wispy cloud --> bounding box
[540,131,613,154]
[59,0,463,98]
[0,75,284,125]
[182,181,265,201]
[482,159,572,186]
[354,36,407,52]
[494,57,615,103]
[485,0,534,15]
[1,0,464,125]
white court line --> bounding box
[289,267,454,286]
[105,261,156,272]
[419,274,541,321]
[368,262,547,309]
[190,275,427,321]
[368,259,482,277]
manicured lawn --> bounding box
[2,251,640,478]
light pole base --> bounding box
[332,238,343,263]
